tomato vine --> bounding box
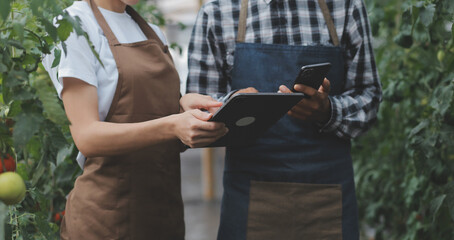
[353,0,454,239]
[0,1,166,239]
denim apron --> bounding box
[217,0,359,239]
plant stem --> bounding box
[0,202,7,240]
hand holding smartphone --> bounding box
[292,62,332,91]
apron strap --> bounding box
[236,0,249,43]
[88,0,164,47]
[317,0,340,46]
[237,0,340,46]
[125,6,166,47]
[88,0,120,45]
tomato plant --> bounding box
[0,1,166,239]
[353,0,454,239]
[0,0,84,236]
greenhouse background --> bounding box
[0,0,453,239]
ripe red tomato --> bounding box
[0,154,16,173]
[54,210,66,222]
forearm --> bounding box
[321,0,382,139]
[71,115,178,157]
[320,86,381,139]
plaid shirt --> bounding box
[186,0,382,139]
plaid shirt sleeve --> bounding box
[320,0,382,139]
[186,4,230,97]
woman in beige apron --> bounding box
[52,0,228,239]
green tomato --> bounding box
[394,33,413,49]
[437,50,445,62]
[0,172,26,205]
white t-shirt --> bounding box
[42,1,168,168]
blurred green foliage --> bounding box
[0,0,166,239]
[0,0,82,238]
[353,0,454,239]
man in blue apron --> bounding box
[187,0,382,239]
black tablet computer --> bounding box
[206,92,305,147]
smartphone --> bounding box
[292,62,332,91]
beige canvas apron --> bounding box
[60,1,184,239]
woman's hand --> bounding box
[180,93,223,114]
[173,109,228,148]
[278,78,331,124]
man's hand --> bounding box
[279,78,331,124]
[180,93,223,114]
[234,87,259,95]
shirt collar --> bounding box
[264,0,273,5]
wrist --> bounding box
[318,96,341,133]
[164,114,180,140]
[318,97,332,124]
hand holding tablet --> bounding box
[204,92,305,147]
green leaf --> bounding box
[430,194,446,222]
[446,181,454,221]
[12,88,34,101]
[31,70,68,125]
[442,0,454,13]
[15,163,29,181]
[12,22,25,42]
[22,54,37,66]
[0,63,7,73]
[7,100,22,117]
[452,23,454,40]
[404,176,421,206]
[7,40,25,50]
[13,111,45,148]
[51,48,61,68]
[5,70,28,88]
[85,33,104,68]
[62,41,68,56]
[40,120,69,161]
[65,14,84,36]
[0,0,11,21]
[430,83,454,116]
[30,159,46,186]
[43,19,58,42]
[56,145,73,167]
[35,213,58,239]
[419,4,436,27]
[24,55,40,73]
[170,43,183,55]
[57,18,73,41]
[409,120,429,137]
[411,6,420,25]
[30,0,40,16]
[414,1,425,8]
[26,137,42,160]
